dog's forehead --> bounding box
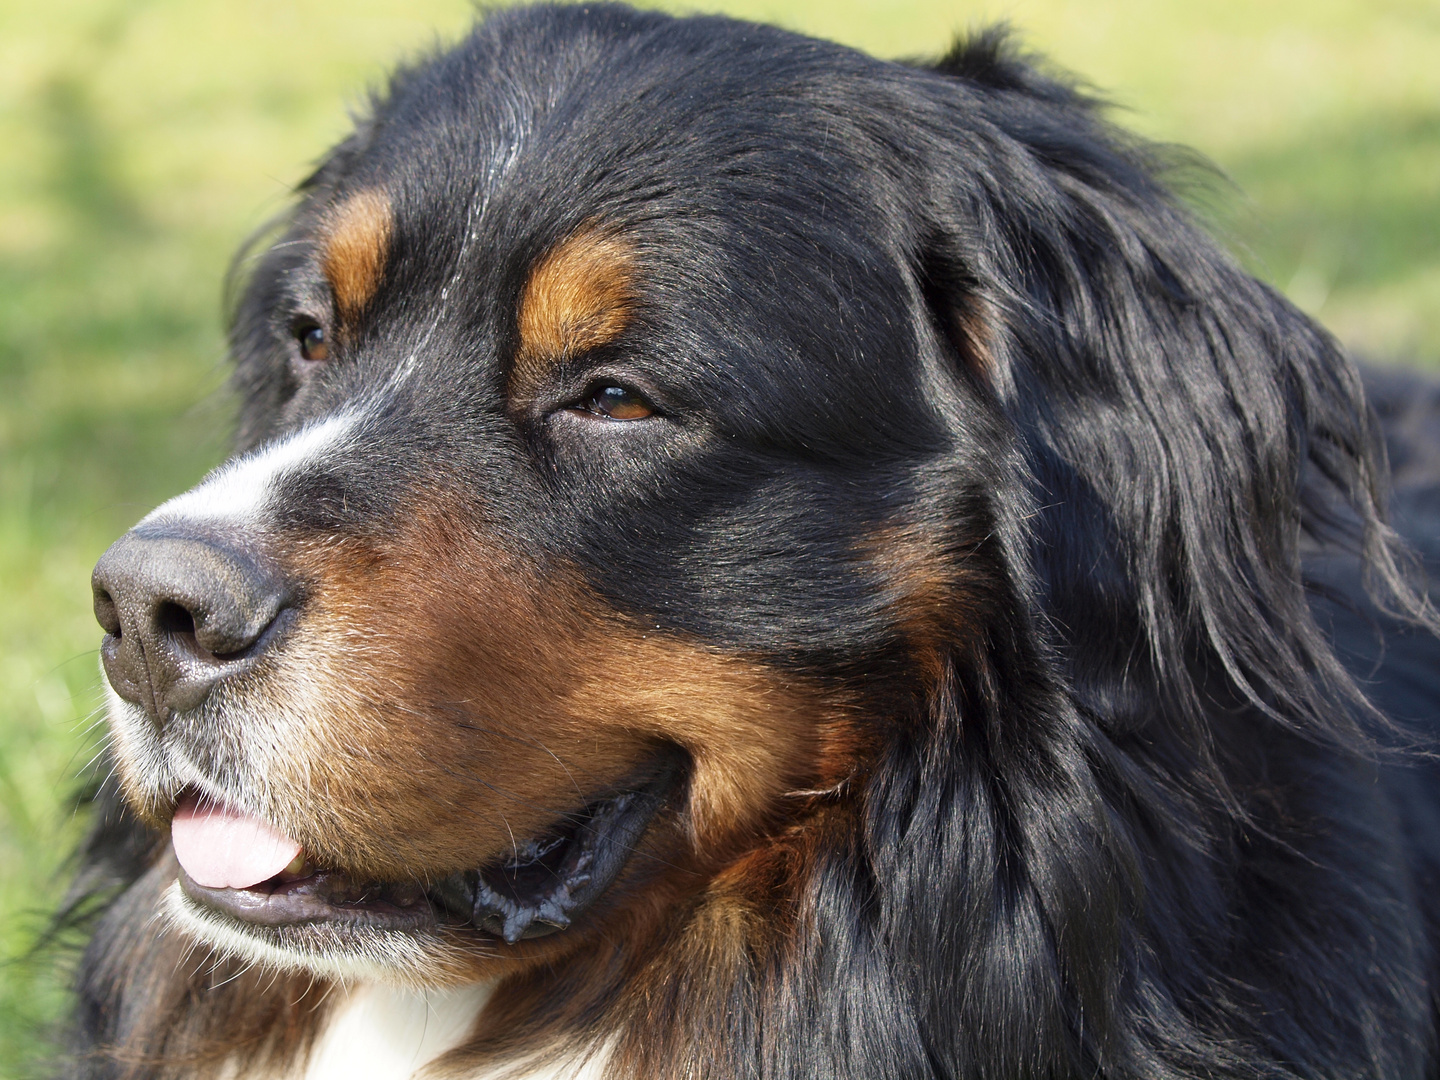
[344,12,919,317]
[227,7,968,506]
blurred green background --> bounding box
[1,0,1437,1072]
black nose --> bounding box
[92,529,291,723]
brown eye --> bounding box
[579,385,654,421]
[298,325,329,362]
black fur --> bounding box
[68,5,1440,1077]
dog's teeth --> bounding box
[284,853,307,875]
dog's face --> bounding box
[91,12,998,986]
[83,10,1425,1077]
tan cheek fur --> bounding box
[254,502,846,878]
[564,635,820,846]
[866,520,985,686]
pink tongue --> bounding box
[171,795,303,890]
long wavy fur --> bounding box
[62,10,1439,1078]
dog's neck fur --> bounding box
[265,981,608,1080]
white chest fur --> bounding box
[287,982,608,1080]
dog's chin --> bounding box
[161,882,474,987]
[158,755,685,986]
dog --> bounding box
[69,4,1440,1078]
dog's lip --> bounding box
[426,754,682,943]
[174,755,682,944]
[178,865,438,931]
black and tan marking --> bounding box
[321,188,392,324]
[77,5,1440,1080]
[512,227,637,401]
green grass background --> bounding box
[1,0,1437,1072]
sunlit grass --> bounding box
[2,0,1437,1070]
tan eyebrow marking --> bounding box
[321,189,393,322]
[512,228,637,401]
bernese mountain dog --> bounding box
[70,4,1440,1078]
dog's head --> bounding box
[88,4,1413,1072]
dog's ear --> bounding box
[913,30,1433,752]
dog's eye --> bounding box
[574,385,654,421]
[297,324,329,363]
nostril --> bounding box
[94,588,122,637]
[156,600,197,639]
[154,599,213,661]
[153,599,263,664]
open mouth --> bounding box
[174,756,682,947]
